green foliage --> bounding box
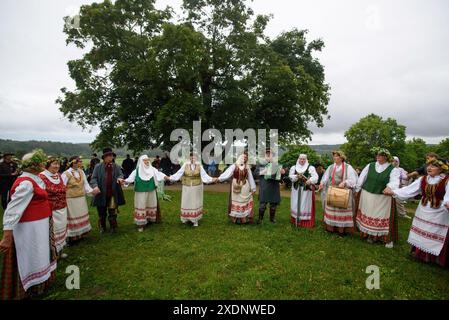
[435,138,449,159]
[341,114,406,168]
[57,0,330,152]
[396,138,430,172]
[280,145,319,169]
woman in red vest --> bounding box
[39,156,69,258]
[0,149,57,300]
[385,159,449,267]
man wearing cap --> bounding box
[0,152,19,209]
[355,148,400,248]
[257,149,286,223]
[90,148,126,233]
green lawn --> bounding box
[1,189,449,300]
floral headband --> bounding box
[21,149,47,171]
[371,147,392,160]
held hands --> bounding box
[91,187,101,196]
[164,176,170,181]
[317,183,324,192]
[383,187,394,196]
[117,178,125,186]
[280,168,286,175]
[0,231,13,253]
[212,177,219,184]
[444,203,449,210]
[338,182,346,189]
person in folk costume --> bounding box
[318,151,358,234]
[123,155,167,232]
[0,149,57,300]
[355,148,400,248]
[62,156,97,243]
[289,154,319,228]
[90,148,126,234]
[384,159,449,267]
[258,149,286,224]
[39,157,69,258]
[168,152,216,227]
[392,156,412,220]
[218,151,257,224]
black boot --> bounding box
[270,207,276,223]
[257,208,265,224]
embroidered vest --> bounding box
[10,177,52,222]
[328,163,347,187]
[182,164,201,186]
[39,173,67,210]
[233,166,248,183]
[420,175,449,209]
[362,162,393,195]
[66,170,86,198]
[134,168,157,192]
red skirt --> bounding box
[411,229,449,268]
[290,194,316,228]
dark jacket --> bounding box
[90,162,125,207]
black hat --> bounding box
[102,148,114,159]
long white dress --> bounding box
[169,162,214,225]
[394,175,449,257]
[355,162,400,239]
[2,172,57,292]
[321,162,358,231]
[62,168,93,240]
[125,166,166,226]
[218,163,256,223]
[289,161,318,227]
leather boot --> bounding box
[257,207,265,224]
[270,207,276,223]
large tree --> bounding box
[57,0,330,152]
[341,114,406,168]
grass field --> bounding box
[1,188,449,300]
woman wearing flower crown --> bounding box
[62,156,98,243]
[384,158,449,267]
[355,148,400,248]
[0,149,57,299]
[319,150,358,235]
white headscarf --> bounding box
[137,155,154,181]
[236,153,250,171]
[295,154,309,173]
[393,156,400,166]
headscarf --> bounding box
[393,156,400,167]
[137,155,154,181]
[295,154,309,173]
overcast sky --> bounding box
[1,0,448,145]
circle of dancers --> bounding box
[0,147,448,299]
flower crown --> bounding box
[20,149,47,170]
[428,159,449,172]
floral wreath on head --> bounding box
[371,147,392,161]
[46,156,61,167]
[21,149,47,172]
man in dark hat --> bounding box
[90,148,125,233]
[0,152,19,209]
